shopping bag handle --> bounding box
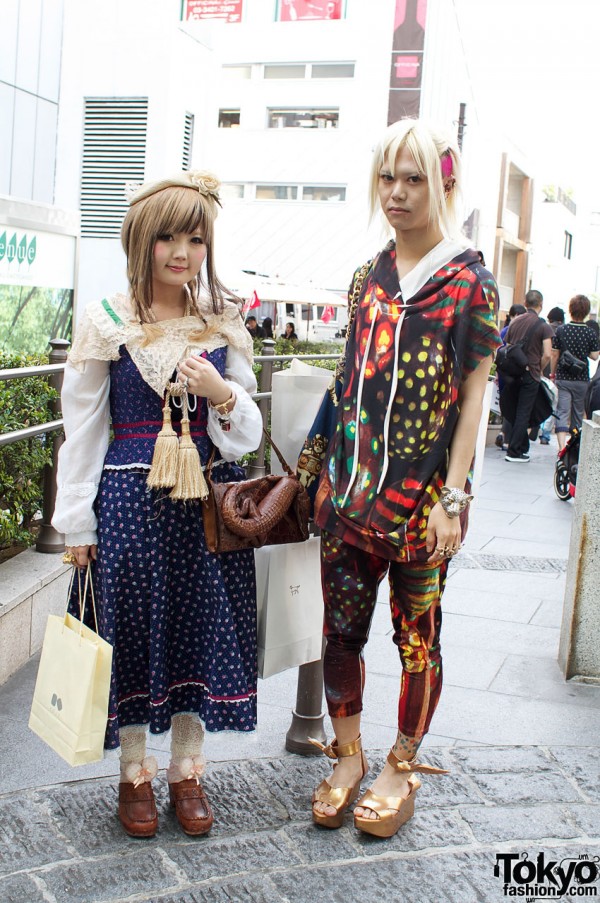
[66,563,100,636]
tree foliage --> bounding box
[0,352,59,549]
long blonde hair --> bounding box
[368,119,463,240]
[121,179,234,324]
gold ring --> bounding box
[62,551,77,565]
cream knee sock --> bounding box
[119,726,157,786]
[168,714,205,784]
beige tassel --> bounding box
[147,389,179,489]
[169,391,209,501]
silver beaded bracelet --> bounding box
[439,486,474,518]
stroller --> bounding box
[554,428,580,501]
[553,369,600,501]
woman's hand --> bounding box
[178,355,232,406]
[425,502,461,564]
[65,544,97,567]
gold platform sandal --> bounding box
[353,748,448,838]
[309,735,369,829]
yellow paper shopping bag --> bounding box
[29,564,113,765]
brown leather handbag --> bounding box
[203,431,310,554]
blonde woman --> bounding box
[52,172,262,837]
[310,120,501,837]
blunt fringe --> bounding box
[121,185,234,323]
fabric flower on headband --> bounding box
[124,170,222,206]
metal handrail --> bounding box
[0,419,64,448]
[0,363,66,381]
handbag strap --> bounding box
[261,427,296,477]
[335,259,372,382]
[205,429,296,481]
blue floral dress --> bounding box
[69,345,257,750]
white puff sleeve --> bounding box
[206,344,263,460]
[51,359,111,547]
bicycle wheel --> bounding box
[554,463,570,501]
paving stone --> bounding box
[549,747,600,802]
[564,804,600,838]
[166,830,302,882]
[203,761,289,835]
[0,874,48,903]
[250,756,332,821]
[460,803,582,843]
[41,849,179,902]
[283,823,359,861]
[270,851,500,903]
[0,795,71,874]
[468,769,582,805]
[146,875,284,902]
[352,806,472,854]
[452,552,567,573]
[451,745,556,774]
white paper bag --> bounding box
[271,359,334,475]
[255,537,323,678]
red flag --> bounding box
[321,304,334,323]
[242,290,261,314]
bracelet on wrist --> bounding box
[209,391,235,417]
[439,486,473,518]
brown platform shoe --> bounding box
[169,779,213,836]
[118,782,158,838]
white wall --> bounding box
[55,0,216,315]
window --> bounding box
[256,185,298,200]
[564,231,573,260]
[222,65,251,79]
[311,63,354,78]
[218,109,241,128]
[80,97,148,238]
[264,64,306,79]
[302,186,345,201]
[267,108,339,128]
[182,112,194,170]
[221,183,244,200]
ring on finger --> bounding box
[181,375,189,389]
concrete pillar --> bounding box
[558,411,600,683]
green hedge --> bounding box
[0,353,58,551]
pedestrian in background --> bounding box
[495,303,526,450]
[281,321,298,341]
[261,316,274,339]
[550,294,599,450]
[310,119,500,838]
[503,290,553,462]
[52,171,262,838]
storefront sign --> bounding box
[0,228,76,289]
[276,0,344,21]
[183,0,243,22]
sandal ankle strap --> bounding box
[309,734,362,760]
[387,748,448,775]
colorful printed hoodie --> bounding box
[315,243,501,561]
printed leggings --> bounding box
[321,530,448,741]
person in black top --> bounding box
[245,315,265,338]
[550,294,600,450]
[503,290,554,462]
[261,316,274,339]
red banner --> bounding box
[276,0,344,21]
[184,0,243,23]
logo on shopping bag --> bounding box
[51,693,63,711]
[289,584,301,596]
